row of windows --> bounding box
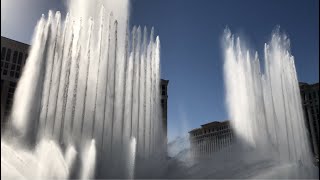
[193,136,233,146]
[304,105,319,120]
[1,47,27,65]
[161,99,167,109]
[193,126,230,136]
[161,84,167,96]
[1,68,21,78]
[1,47,27,78]
[192,131,233,141]
[205,126,229,134]
[192,136,233,145]
[191,140,233,155]
[301,90,318,102]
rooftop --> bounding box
[188,120,230,133]
[1,36,30,47]
[299,82,319,87]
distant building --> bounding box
[1,36,29,131]
[161,79,169,150]
[299,82,319,161]
[189,120,234,158]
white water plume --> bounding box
[80,139,96,180]
[3,0,165,178]
[128,137,137,179]
[1,139,73,179]
[223,27,312,166]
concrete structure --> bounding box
[161,79,169,150]
[299,82,319,162]
[189,120,234,158]
[1,36,29,131]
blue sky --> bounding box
[1,0,319,141]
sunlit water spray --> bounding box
[164,28,319,179]
[1,139,70,179]
[128,137,137,179]
[2,0,316,178]
[222,27,317,177]
[1,0,165,179]
[81,139,96,180]
[65,145,77,170]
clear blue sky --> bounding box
[1,0,319,141]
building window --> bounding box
[8,93,13,99]
[11,65,16,70]
[6,49,11,62]
[1,47,6,60]
[15,72,20,78]
[12,51,18,63]
[3,69,7,75]
[10,71,14,77]
[17,66,20,71]
[24,54,28,64]
[8,87,14,93]
[18,52,23,64]
[4,63,8,68]
[10,82,16,87]
[162,91,165,95]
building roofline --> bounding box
[201,120,229,127]
[299,82,319,86]
[188,120,230,133]
[1,36,30,47]
[188,128,201,133]
[161,79,169,84]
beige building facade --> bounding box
[189,120,234,158]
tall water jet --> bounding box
[36,140,69,178]
[128,137,137,179]
[222,27,314,171]
[81,139,96,180]
[3,0,165,178]
[65,145,77,170]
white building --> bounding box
[189,120,234,158]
